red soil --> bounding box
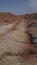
[0,12,21,26]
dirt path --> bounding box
[0,19,37,65]
[0,19,25,54]
[0,19,26,64]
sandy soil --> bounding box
[0,19,37,65]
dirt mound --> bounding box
[0,12,21,26]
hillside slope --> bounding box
[0,12,21,26]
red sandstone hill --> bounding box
[0,12,21,26]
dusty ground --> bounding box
[0,19,37,65]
